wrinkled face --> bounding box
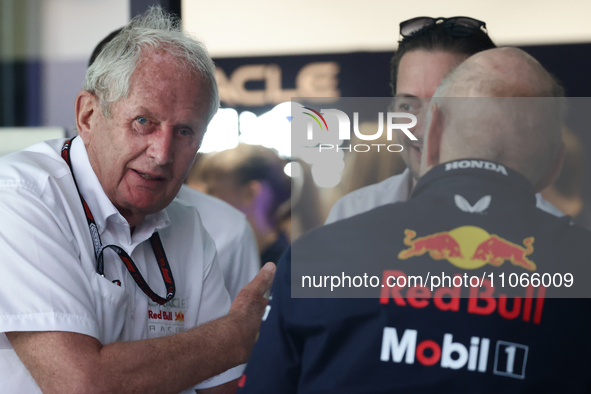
[82,51,212,225]
[393,50,467,181]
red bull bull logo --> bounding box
[398,230,463,260]
[399,226,536,271]
[175,311,185,322]
[472,235,535,271]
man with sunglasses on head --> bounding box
[325,16,563,224]
[0,7,275,394]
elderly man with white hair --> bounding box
[0,8,274,394]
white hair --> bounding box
[83,6,218,119]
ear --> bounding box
[75,90,100,142]
[533,142,566,193]
[425,103,444,168]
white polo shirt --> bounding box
[176,185,259,300]
[0,137,241,393]
[326,168,564,224]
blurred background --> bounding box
[2,0,591,239]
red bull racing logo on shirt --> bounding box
[147,298,186,338]
[398,226,536,271]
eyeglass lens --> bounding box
[400,17,484,37]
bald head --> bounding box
[423,47,565,187]
[436,47,562,98]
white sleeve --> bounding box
[0,187,100,341]
[219,219,260,300]
[193,227,244,390]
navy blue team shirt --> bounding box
[239,160,591,393]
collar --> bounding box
[411,159,536,205]
[397,168,414,201]
[69,136,170,238]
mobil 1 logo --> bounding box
[493,341,528,379]
[381,327,529,379]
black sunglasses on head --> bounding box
[400,16,487,38]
